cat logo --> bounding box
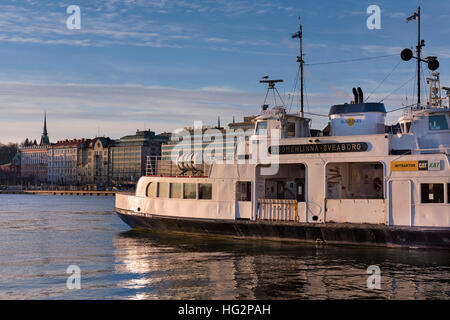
[418,160,428,171]
[347,118,355,126]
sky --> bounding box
[0,0,450,143]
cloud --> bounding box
[0,81,262,143]
[0,79,388,143]
[386,12,406,19]
[0,0,299,49]
[0,3,187,48]
[204,37,230,43]
[359,45,403,55]
[330,84,350,99]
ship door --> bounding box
[236,181,252,219]
[389,180,412,226]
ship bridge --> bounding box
[389,73,450,156]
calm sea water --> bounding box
[0,194,448,300]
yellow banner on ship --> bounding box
[390,160,428,171]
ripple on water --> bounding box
[0,194,449,299]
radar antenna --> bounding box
[259,79,284,110]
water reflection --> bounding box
[1,194,447,299]
[113,231,450,299]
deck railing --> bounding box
[257,199,298,222]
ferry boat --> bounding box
[115,10,450,249]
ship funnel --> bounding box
[352,88,358,104]
[357,87,364,103]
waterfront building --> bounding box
[20,114,50,184]
[110,130,169,184]
[48,139,85,185]
[76,137,114,186]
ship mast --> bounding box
[292,18,304,117]
[402,6,440,109]
[414,6,422,107]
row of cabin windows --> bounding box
[146,182,212,200]
[420,183,450,204]
[146,181,252,202]
[146,181,448,203]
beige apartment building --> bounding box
[76,137,114,186]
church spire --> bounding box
[43,112,47,136]
[40,112,49,146]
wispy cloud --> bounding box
[0,80,410,143]
[359,45,403,55]
[0,0,297,49]
[0,81,261,142]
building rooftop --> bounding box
[50,138,86,148]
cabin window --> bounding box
[183,183,197,199]
[198,183,212,200]
[146,182,157,198]
[448,184,450,203]
[236,181,252,201]
[260,164,306,201]
[286,122,296,137]
[405,122,411,133]
[158,182,169,198]
[255,121,267,135]
[428,115,449,131]
[401,122,411,133]
[421,183,444,203]
[170,183,182,198]
[326,162,384,199]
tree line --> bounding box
[0,139,38,165]
[0,143,18,165]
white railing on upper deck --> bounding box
[257,199,298,222]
